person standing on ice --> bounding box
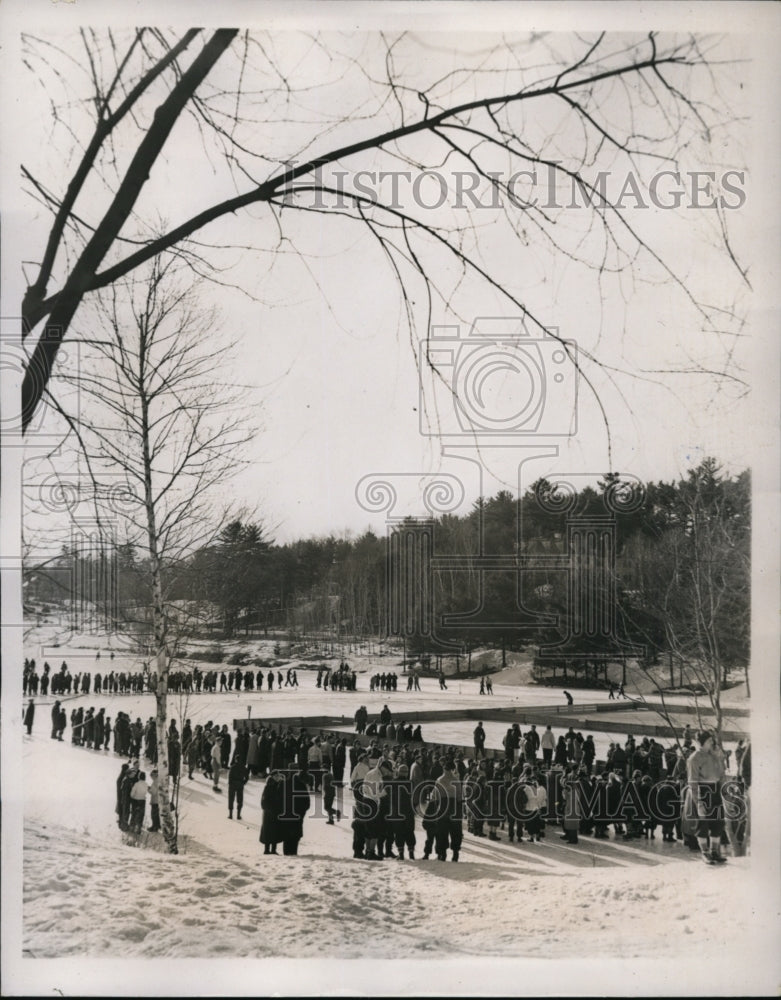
[433,758,463,861]
[129,770,148,835]
[50,700,61,739]
[24,698,35,736]
[279,768,311,856]
[116,762,130,829]
[473,721,486,760]
[260,770,284,854]
[227,755,249,820]
[322,762,341,825]
[687,730,728,865]
[147,768,161,832]
[360,755,390,860]
[211,733,224,793]
[541,725,556,767]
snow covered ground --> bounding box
[4,631,780,996]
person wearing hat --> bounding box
[687,730,728,864]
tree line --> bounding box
[28,458,750,686]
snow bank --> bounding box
[6,632,779,996]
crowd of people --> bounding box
[352,704,424,742]
[22,658,349,700]
[103,704,752,868]
[369,672,400,692]
[168,665,300,694]
[23,658,149,697]
[316,661,357,691]
[22,653,750,868]
[340,727,750,864]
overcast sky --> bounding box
[4,4,776,549]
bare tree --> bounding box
[20,29,748,432]
[52,256,255,852]
[618,461,750,741]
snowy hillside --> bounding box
[4,628,778,996]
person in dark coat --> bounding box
[465,771,487,838]
[93,709,105,752]
[655,776,682,842]
[472,721,486,760]
[220,725,232,768]
[420,788,440,859]
[485,773,505,841]
[228,756,249,820]
[582,735,596,775]
[279,769,311,856]
[187,727,201,780]
[116,763,130,829]
[270,736,286,771]
[386,764,416,858]
[119,761,140,832]
[257,729,272,777]
[58,705,67,741]
[50,701,61,739]
[611,743,627,777]
[234,726,250,768]
[322,764,341,825]
[433,759,463,861]
[559,769,582,844]
[260,771,285,854]
[168,733,181,788]
[84,708,96,749]
[334,739,347,784]
[24,699,35,736]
